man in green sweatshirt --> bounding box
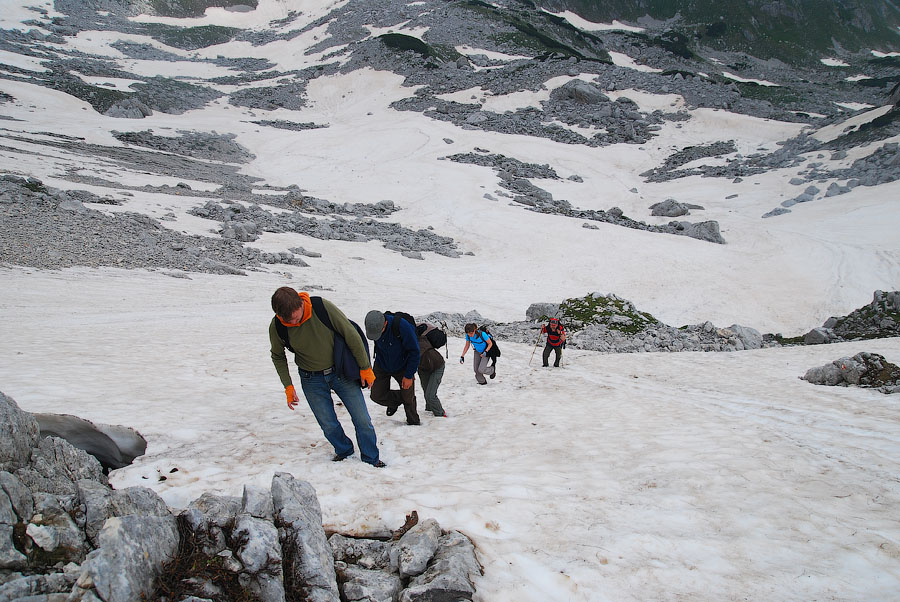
[269,287,384,467]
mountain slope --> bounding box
[539,0,900,65]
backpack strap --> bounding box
[279,297,332,354]
[274,318,294,354]
[310,296,334,332]
[388,313,401,339]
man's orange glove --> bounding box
[285,384,299,410]
[360,367,376,388]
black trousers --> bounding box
[542,344,562,366]
[370,363,420,424]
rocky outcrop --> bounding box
[801,352,900,394]
[0,391,481,601]
[830,290,900,340]
[804,291,900,344]
[427,290,899,356]
[331,520,481,602]
[445,153,726,244]
[422,293,767,354]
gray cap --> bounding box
[364,310,386,340]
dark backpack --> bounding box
[274,297,370,386]
[385,311,416,339]
[425,328,447,350]
[479,327,501,360]
[416,322,449,357]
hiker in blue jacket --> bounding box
[460,322,496,385]
[365,310,421,425]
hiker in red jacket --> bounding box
[541,318,566,367]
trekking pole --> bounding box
[441,321,449,358]
[528,331,544,366]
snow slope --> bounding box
[1,1,899,600]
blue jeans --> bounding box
[298,370,380,465]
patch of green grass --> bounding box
[773,334,805,345]
[854,76,899,89]
[378,35,464,62]
[733,81,800,105]
[141,23,240,50]
[380,33,431,57]
[23,179,48,193]
[51,78,130,113]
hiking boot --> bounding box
[407,419,421,426]
[332,451,353,462]
[434,411,446,417]
[542,363,549,367]
[372,460,386,468]
[489,371,496,379]
[386,405,398,416]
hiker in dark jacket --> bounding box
[365,310,421,425]
[269,287,383,467]
[541,317,566,367]
[460,323,495,385]
[416,323,446,417]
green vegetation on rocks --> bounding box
[141,23,241,50]
[50,78,130,113]
[545,0,900,67]
[149,0,259,18]
[378,34,463,62]
[558,293,661,334]
[464,0,610,62]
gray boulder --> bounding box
[650,199,689,217]
[802,352,900,393]
[0,471,34,523]
[549,80,609,104]
[672,220,726,244]
[804,327,838,345]
[76,479,170,547]
[221,220,259,242]
[25,492,87,564]
[525,303,560,322]
[330,533,393,570]
[73,514,179,602]
[400,531,481,602]
[16,437,107,496]
[241,484,274,520]
[272,473,339,602]
[233,514,285,602]
[233,514,282,574]
[0,571,75,601]
[103,98,152,119]
[725,324,763,350]
[0,487,27,569]
[335,562,402,602]
[179,492,242,556]
[392,519,442,578]
[0,391,40,470]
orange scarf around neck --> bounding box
[277,291,312,327]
